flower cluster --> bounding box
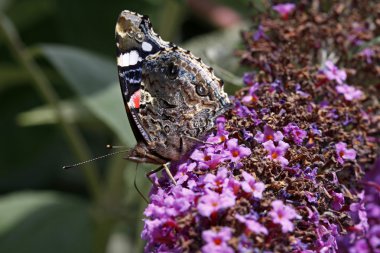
[337,159,380,252]
[319,61,364,101]
[142,1,380,252]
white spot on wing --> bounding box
[117,52,130,67]
[129,50,139,66]
[142,41,153,52]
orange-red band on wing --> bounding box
[129,90,141,109]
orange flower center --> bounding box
[205,155,211,161]
[271,152,279,159]
[232,150,239,157]
[266,135,274,140]
[339,151,345,157]
[213,238,222,245]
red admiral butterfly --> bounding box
[115,10,231,183]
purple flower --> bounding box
[253,25,268,41]
[283,123,307,145]
[241,171,266,199]
[305,192,317,203]
[336,84,363,101]
[191,147,226,170]
[197,189,236,218]
[349,239,370,253]
[241,129,254,141]
[233,100,258,118]
[263,140,290,166]
[368,225,380,250]
[202,227,234,253]
[243,72,255,86]
[242,85,259,105]
[272,3,296,19]
[174,162,196,185]
[227,177,241,195]
[236,214,268,235]
[350,191,369,233]
[203,167,229,191]
[295,83,310,97]
[144,186,195,219]
[331,191,345,211]
[310,123,322,136]
[225,138,251,162]
[142,218,176,245]
[269,200,300,233]
[254,125,284,143]
[237,234,254,253]
[315,222,338,252]
[321,60,347,84]
[207,117,229,144]
[335,142,356,164]
[359,48,375,64]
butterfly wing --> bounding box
[139,48,231,161]
[115,11,169,143]
[115,11,231,164]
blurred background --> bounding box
[0,0,260,252]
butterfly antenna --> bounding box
[106,144,127,149]
[62,149,129,170]
[134,163,149,203]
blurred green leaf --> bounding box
[250,0,268,13]
[38,44,135,147]
[0,0,12,12]
[182,24,245,89]
[16,99,89,126]
[0,191,93,253]
[157,0,185,41]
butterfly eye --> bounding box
[196,84,208,96]
[167,62,179,80]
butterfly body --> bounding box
[115,10,231,166]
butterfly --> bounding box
[115,10,231,184]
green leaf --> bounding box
[38,44,136,146]
[182,24,246,89]
[0,0,12,12]
[0,191,93,253]
[16,99,90,126]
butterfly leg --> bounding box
[146,163,177,185]
[184,135,221,145]
[163,163,177,185]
